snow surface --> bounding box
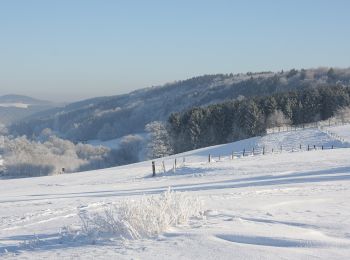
[324,124,350,143]
[1,126,350,259]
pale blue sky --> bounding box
[0,0,349,102]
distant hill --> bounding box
[0,94,56,125]
[0,94,51,105]
[9,68,350,141]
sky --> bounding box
[0,0,350,102]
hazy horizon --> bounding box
[0,66,349,104]
[1,0,350,102]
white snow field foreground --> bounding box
[1,126,350,259]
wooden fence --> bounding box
[151,143,339,177]
[266,119,350,134]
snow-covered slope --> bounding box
[169,127,349,164]
[1,126,350,259]
[324,124,350,143]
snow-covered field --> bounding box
[324,124,350,143]
[1,126,350,259]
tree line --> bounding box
[165,85,350,154]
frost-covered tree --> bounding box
[327,68,336,82]
[237,100,265,138]
[145,121,172,159]
[37,128,54,142]
[266,110,291,128]
[335,107,350,123]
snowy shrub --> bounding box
[77,189,202,241]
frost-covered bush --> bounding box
[78,189,202,241]
[0,135,111,177]
[0,130,147,177]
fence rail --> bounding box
[266,119,350,134]
[151,143,341,177]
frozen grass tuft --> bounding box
[77,188,202,241]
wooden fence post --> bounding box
[307,145,310,151]
[263,146,265,155]
[152,161,156,177]
[174,158,177,169]
[208,154,211,163]
[162,161,166,173]
[299,144,302,150]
